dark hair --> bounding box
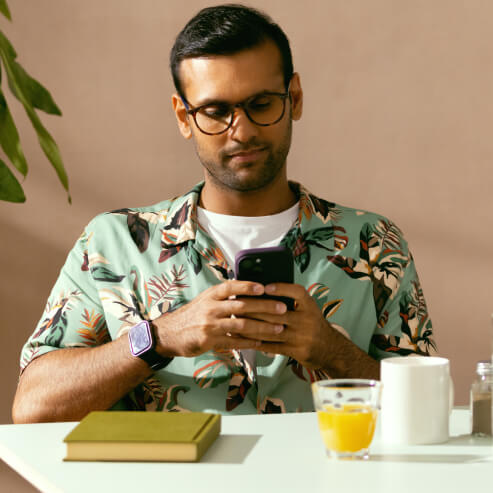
[170,4,294,99]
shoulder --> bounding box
[300,185,409,253]
[303,186,403,235]
[86,196,180,234]
[335,203,403,234]
[81,196,181,256]
[296,183,397,228]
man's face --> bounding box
[172,41,303,193]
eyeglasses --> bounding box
[181,88,290,136]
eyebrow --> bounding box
[191,87,285,108]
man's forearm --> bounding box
[12,336,152,423]
[322,326,380,380]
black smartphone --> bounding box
[235,246,295,310]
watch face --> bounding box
[129,321,152,356]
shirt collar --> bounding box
[160,181,337,247]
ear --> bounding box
[289,73,303,121]
[172,93,193,139]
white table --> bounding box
[1,409,492,493]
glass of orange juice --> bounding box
[312,379,382,460]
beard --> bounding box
[193,117,292,193]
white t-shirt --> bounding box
[196,202,299,272]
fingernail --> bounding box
[274,324,284,334]
[265,284,276,294]
[276,303,286,313]
[253,284,264,294]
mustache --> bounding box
[222,141,269,157]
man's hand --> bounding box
[152,280,288,357]
[242,283,332,368]
[244,283,380,379]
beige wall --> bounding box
[1,0,493,427]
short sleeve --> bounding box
[19,229,111,373]
[368,223,436,360]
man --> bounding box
[13,4,435,422]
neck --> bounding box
[199,175,297,216]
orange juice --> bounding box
[317,404,377,453]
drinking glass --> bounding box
[311,379,382,460]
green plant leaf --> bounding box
[0,88,28,176]
[8,60,62,115]
[0,30,70,202]
[0,31,61,115]
[24,102,70,194]
[0,158,25,202]
[0,30,16,59]
[0,0,11,21]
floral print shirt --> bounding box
[20,182,436,414]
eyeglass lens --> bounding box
[194,94,286,135]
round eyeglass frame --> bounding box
[181,86,291,136]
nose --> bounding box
[229,106,259,143]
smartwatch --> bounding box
[128,320,173,371]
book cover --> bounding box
[63,411,221,462]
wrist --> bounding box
[152,314,180,358]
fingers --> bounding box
[265,282,304,299]
[213,281,305,305]
[217,316,286,342]
[209,281,303,315]
[212,280,264,300]
[241,312,290,326]
[213,336,262,351]
[265,283,307,310]
[214,296,288,319]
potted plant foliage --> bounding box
[0,0,70,203]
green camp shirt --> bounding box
[20,182,436,414]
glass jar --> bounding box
[470,360,493,436]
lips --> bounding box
[228,147,267,161]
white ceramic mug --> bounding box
[380,356,453,445]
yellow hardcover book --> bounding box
[63,411,221,462]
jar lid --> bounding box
[476,360,493,375]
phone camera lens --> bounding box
[242,259,254,269]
